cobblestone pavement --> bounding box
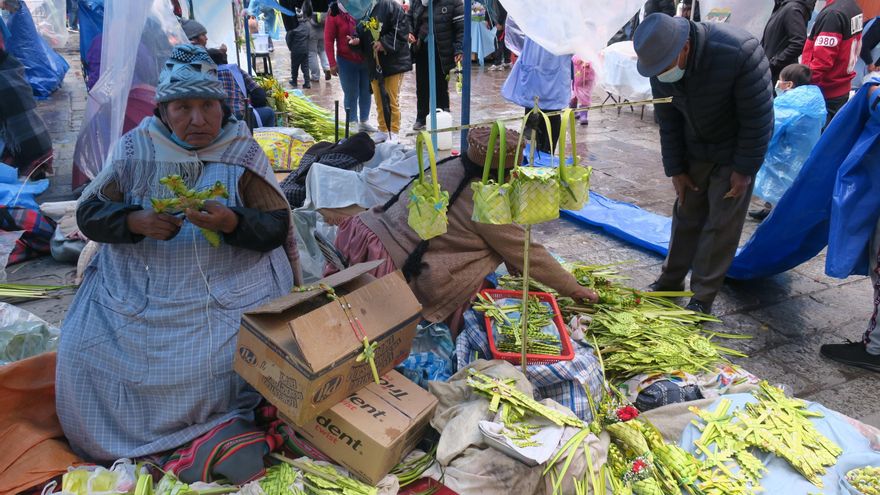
[20,36,878,426]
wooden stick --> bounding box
[403,97,674,137]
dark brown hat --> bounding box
[466,125,521,170]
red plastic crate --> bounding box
[480,289,575,365]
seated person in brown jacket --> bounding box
[329,126,598,332]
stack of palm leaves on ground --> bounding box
[497,262,750,384]
[255,76,344,141]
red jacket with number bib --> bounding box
[802,0,864,99]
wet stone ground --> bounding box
[21,35,878,426]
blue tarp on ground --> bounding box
[1,2,68,98]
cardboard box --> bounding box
[289,370,438,484]
[234,262,422,426]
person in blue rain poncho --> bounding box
[749,63,826,221]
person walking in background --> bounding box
[351,0,411,143]
[304,0,332,82]
[570,55,596,126]
[501,36,571,153]
[859,16,880,82]
[485,0,510,70]
[0,46,53,179]
[281,1,313,88]
[802,0,863,124]
[407,0,464,131]
[325,1,377,133]
[761,0,816,86]
[66,0,78,31]
[633,13,774,315]
[644,0,700,21]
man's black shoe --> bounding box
[647,280,685,293]
[820,341,880,372]
[748,206,771,221]
[685,298,712,315]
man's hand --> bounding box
[869,64,879,72]
[127,210,183,240]
[408,33,417,44]
[724,171,752,200]
[573,286,599,303]
[185,201,239,234]
[347,35,361,46]
[672,173,699,206]
[373,40,385,53]
[454,53,463,64]
[329,66,339,76]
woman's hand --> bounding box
[127,210,183,240]
[185,201,239,234]
[572,286,599,303]
[347,35,361,46]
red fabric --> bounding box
[802,0,864,99]
[324,11,364,68]
[325,215,397,277]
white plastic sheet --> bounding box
[192,0,243,67]
[73,0,185,184]
[499,0,644,66]
[698,0,775,38]
[23,0,68,48]
[600,41,652,101]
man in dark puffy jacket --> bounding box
[802,0,863,123]
[407,0,464,130]
[762,0,816,85]
[634,13,774,315]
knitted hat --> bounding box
[180,19,208,41]
[155,44,226,103]
[466,125,520,169]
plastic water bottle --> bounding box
[427,110,453,150]
[258,14,266,34]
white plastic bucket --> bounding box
[426,110,453,150]
[253,34,270,54]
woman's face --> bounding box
[163,98,223,148]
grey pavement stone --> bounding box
[799,376,880,428]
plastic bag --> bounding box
[753,85,826,204]
[73,0,184,186]
[23,0,67,48]
[53,459,138,495]
[499,0,643,67]
[471,121,513,225]
[698,0,774,38]
[407,131,449,240]
[1,1,69,98]
[0,301,59,365]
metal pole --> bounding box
[460,0,472,153]
[335,100,340,142]
[244,12,253,76]
[427,0,438,150]
[345,109,350,138]
[234,1,241,67]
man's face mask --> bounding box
[657,43,688,83]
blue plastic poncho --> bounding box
[339,0,376,20]
[753,85,826,204]
[826,79,880,278]
[501,37,572,110]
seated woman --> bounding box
[330,126,598,331]
[56,45,302,483]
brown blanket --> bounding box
[0,352,82,494]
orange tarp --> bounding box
[0,352,82,494]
